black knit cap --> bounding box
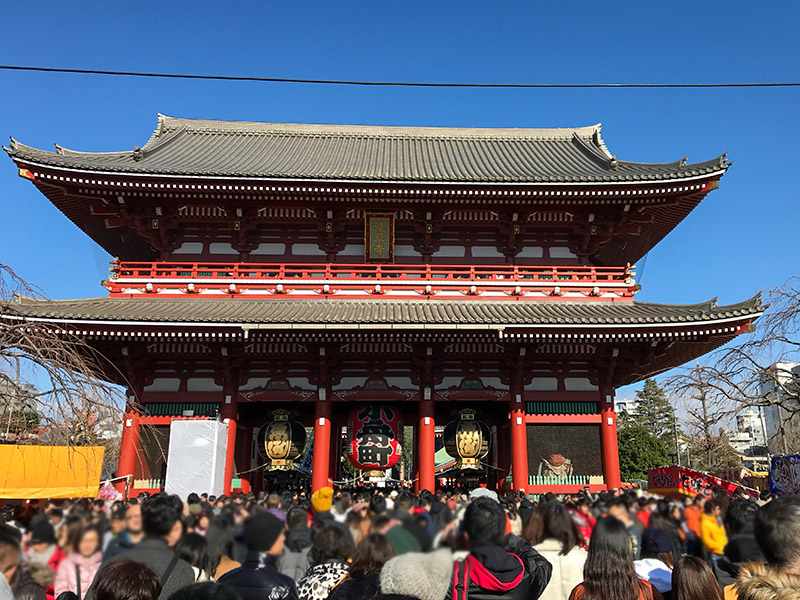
[244,512,284,552]
[30,520,56,545]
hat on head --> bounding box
[243,512,284,553]
[468,488,498,503]
[385,525,422,555]
[642,528,674,555]
[311,486,334,513]
[30,520,56,545]
[380,548,454,600]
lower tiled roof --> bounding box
[5,295,763,327]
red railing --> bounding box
[105,261,637,301]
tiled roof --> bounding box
[5,115,729,184]
[5,295,763,328]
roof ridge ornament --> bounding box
[718,152,728,168]
[132,146,143,161]
[679,156,688,167]
[608,155,618,170]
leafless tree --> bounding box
[1,263,125,473]
[668,279,800,454]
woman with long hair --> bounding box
[532,502,588,600]
[205,515,241,580]
[327,533,396,600]
[569,517,664,600]
[671,556,722,600]
[175,533,212,582]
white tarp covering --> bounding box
[165,420,227,499]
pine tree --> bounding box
[632,378,679,459]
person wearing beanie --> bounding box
[26,519,66,587]
[380,548,454,600]
[635,529,676,596]
[311,487,334,514]
[218,512,297,600]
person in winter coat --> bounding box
[26,522,64,574]
[530,502,588,600]
[328,533,395,600]
[726,496,800,600]
[101,506,143,563]
[86,494,194,600]
[569,517,663,600]
[379,548,454,600]
[15,563,54,600]
[699,500,727,558]
[634,529,675,598]
[217,512,298,600]
[54,526,102,600]
[445,497,552,600]
[710,499,762,590]
[278,508,313,582]
[296,524,353,600]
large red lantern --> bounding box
[347,405,403,471]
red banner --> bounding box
[648,466,757,499]
[347,404,402,471]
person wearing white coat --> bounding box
[527,502,588,600]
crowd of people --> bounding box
[0,483,797,600]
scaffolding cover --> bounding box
[165,420,227,499]
[0,445,105,499]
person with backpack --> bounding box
[445,497,552,600]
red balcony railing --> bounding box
[104,261,637,301]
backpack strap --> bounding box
[75,565,81,599]
[162,555,180,588]
[452,559,470,600]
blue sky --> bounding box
[1,1,798,394]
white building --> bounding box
[614,395,639,415]
[760,362,800,454]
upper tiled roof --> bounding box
[5,115,730,184]
[5,294,763,327]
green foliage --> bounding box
[636,379,675,438]
[618,425,670,481]
[0,405,41,435]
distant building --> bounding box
[614,396,639,415]
[760,362,800,454]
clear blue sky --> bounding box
[1,1,798,393]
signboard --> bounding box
[364,212,395,263]
[648,466,757,499]
[347,404,403,470]
[770,454,800,495]
[0,445,105,499]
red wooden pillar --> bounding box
[221,396,238,496]
[312,386,332,492]
[600,385,622,490]
[418,389,436,493]
[510,387,529,492]
[116,410,140,495]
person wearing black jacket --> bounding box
[446,498,552,600]
[218,512,298,600]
